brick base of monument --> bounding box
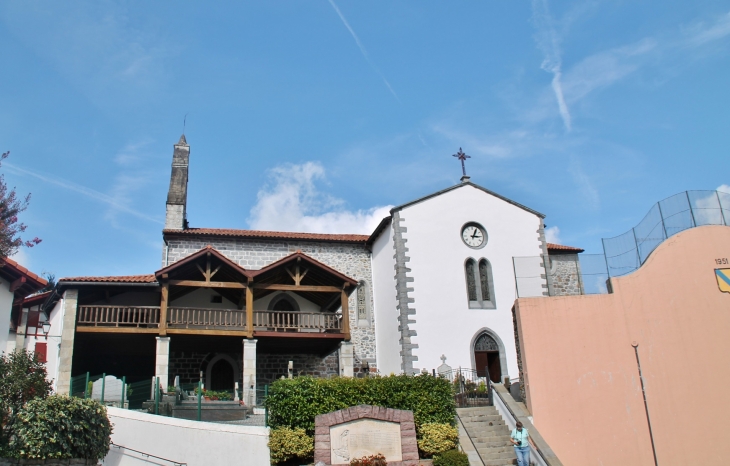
[314,405,419,466]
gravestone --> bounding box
[91,375,124,405]
[314,405,418,466]
[437,354,452,375]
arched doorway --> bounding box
[269,293,300,331]
[473,333,501,383]
[210,358,235,390]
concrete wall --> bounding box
[0,277,15,354]
[104,407,269,466]
[515,226,730,466]
[21,301,64,391]
[398,184,543,375]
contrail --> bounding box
[328,0,399,101]
[532,0,571,131]
[4,162,163,224]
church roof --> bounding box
[390,181,545,219]
[547,243,584,253]
[58,274,158,284]
[163,228,369,244]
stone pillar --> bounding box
[155,336,171,391]
[56,289,78,395]
[243,339,257,406]
[339,341,354,377]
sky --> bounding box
[0,1,729,278]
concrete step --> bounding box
[476,445,514,455]
[457,407,499,415]
[483,459,516,466]
[461,415,504,423]
[462,420,506,429]
[472,436,512,447]
[466,427,511,438]
[480,450,517,461]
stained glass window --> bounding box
[479,259,491,301]
[474,333,499,351]
[465,259,477,301]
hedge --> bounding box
[265,374,455,434]
[8,396,112,460]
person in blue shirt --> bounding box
[510,421,535,466]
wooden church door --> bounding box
[474,333,501,383]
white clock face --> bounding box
[461,223,486,248]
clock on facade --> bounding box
[461,222,487,249]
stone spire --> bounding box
[164,135,190,230]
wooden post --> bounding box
[341,285,350,341]
[246,282,254,338]
[159,281,169,336]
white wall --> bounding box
[103,407,270,466]
[398,184,543,377]
[253,290,320,312]
[0,278,15,355]
[371,221,401,375]
[23,300,64,392]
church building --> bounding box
[35,135,573,401]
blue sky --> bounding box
[1,1,728,278]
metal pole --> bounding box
[601,238,611,278]
[101,373,106,404]
[631,228,642,268]
[686,191,696,227]
[717,191,727,226]
[197,380,202,421]
[632,343,658,466]
[155,377,160,415]
[84,372,90,399]
[264,385,269,427]
[656,202,668,239]
[121,376,126,409]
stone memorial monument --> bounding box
[314,405,419,466]
[91,375,124,406]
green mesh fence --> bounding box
[127,378,154,410]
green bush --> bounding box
[265,374,455,434]
[268,427,313,464]
[9,395,112,460]
[433,449,469,466]
[417,423,459,457]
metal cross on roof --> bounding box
[452,148,471,177]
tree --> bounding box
[0,151,41,258]
[0,350,52,451]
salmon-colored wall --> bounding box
[515,226,730,466]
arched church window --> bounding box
[269,293,300,312]
[356,281,370,327]
[474,333,499,351]
[465,259,478,302]
[465,258,496,309]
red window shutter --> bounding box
[26,310,40,329]
[35,343,47,363]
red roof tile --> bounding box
[0,256,48,288]
[163,228,370,243]
[59,274,157,284]
[547,243,585,253]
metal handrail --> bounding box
[109,441,187,465]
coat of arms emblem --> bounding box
[716,268,730,293]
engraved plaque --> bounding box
[330,419,402,464]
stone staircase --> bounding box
[457,406,516,466]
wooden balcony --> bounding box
[76,305,344,337]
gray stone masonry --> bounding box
[391,212,418,374]
[169,351,243,388]
[163,236,377,366]
[257,352,339,386]
[549,254,584,296]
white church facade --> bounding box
[16,135,581,398]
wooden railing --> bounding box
[253,311,342,332]
[77,306,343,334]
[77,306,160,327]
[167,307,247,330]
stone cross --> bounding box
[440,354,447,364]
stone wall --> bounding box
[257,352,339,386]
[169,351,243,388]
[163,236,377,367]
[549,254,584,296]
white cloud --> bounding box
[248,162,392,235]
[569,157,600,210]
[10,248,31,269]
[718,184,730,193]
[545,226,561,244]
[682,11,730,47]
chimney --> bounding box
[165,135,190,230]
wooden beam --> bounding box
[251,284,340,292]
[76,327,159,334]
[169,280,246,289]
[341,288,350,341]
[9,277,26,292]
[246,284,254,338]
[159,282,169,336]
[253,331,346,339]
[167,328,249,337]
